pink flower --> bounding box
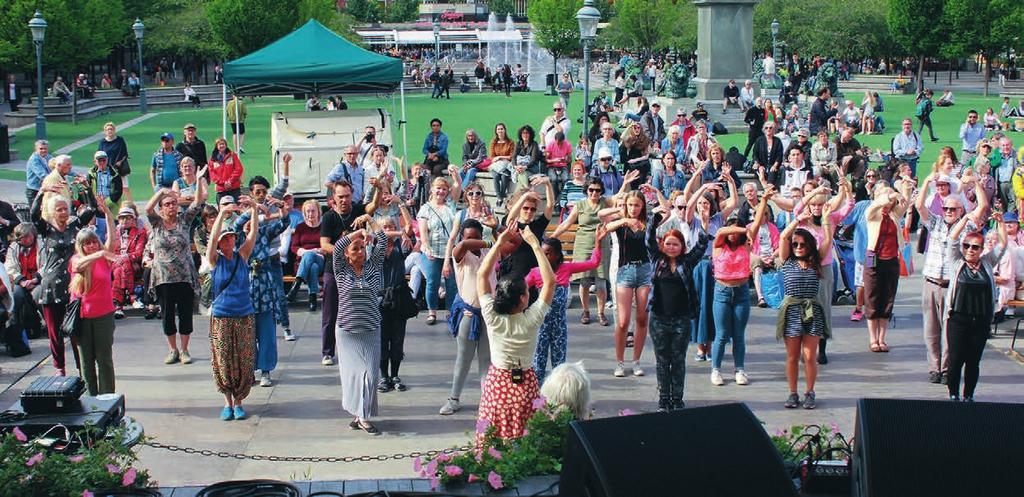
[487,447,503,460]
[68,455,85,463]
[531,395,548,410]
[444,465,463,477]
[475,417,491,434]
[82,491,94,497]
[106,464,121,474]
[618,408,635,416]
[435,453,451,463]
[468,474,480,483]
[522,429,529,436]
[13,427,27,442]
[429,476,440,490]
[487,470,504,489]
[122,467,137,486]
[413,457,422,473]
[474,450,483,462]
[426,458,438,475]
[26,452,44,466]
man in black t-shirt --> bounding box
[498,179,555,282]
[318,181,366,365]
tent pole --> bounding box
[400,79,408,178]
[221,84,227,139]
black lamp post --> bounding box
[28,11,47,140]
[133,18,147,114]
[576,0,600,140]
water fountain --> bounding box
[482,14,554,92]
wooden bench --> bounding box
[545,223,578,258]
[1000,300,1024,357]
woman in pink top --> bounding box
[709,191,770,387]
[525,227,608,383]
[545,131,574,213]
[792,176,854,364]
[70,198,119,395]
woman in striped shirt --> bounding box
[334,218,388,435]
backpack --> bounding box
[712,121,729,135]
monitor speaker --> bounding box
[853,398,1024,497]
[559,403,797,497]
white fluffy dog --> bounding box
[540,361,592,420]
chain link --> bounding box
[143,441,474,464]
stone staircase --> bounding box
[839,74,914,96]
[3,84,223,127]
[1001,80,1024,98]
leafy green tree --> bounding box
[345,0,381,23]
[0,0,127,74]
[942,0,1024,96]
[383,0,421,22]
[527,0,582,89]
[487,0,516,15]
[752,0,893,61]
[298,0,364,44]
[206,0,298,57]
[606,0,684,55]
[888,0,945,93]
[145,0,224,60]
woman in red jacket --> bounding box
[111,205,148,319]
[209,137,243,202]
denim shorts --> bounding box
[616,262,653,289]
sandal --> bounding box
[757,298,768,309]
[598,313,609,326]
[878,342,890,353]
[580,311,591,325]
[426,314,437,325]
[870,342,881,353]
[358,421,381,435]
[348,419,361,430]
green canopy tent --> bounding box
[220,20,409,158]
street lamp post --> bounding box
[432,17,441,67]
[576,0,600,142]
[770,19,781,63]
[28,11,47,140]
[133,18,147,114]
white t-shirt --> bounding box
[455,248,495,308]
[782,168,811,197]
[480,293,550,370]
[541,116,571,147]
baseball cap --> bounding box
[676,108,685,115]
[117,206,135,217]
[219,195,236,206]
[94,150,108,159]
[160,132,175,141]
[1005,213,1019,224]
[935,175,952,185]
[650,100,661,107]
[217,226,238,241]
[183,123,196,130]
[797,128,809,137]
[598,149,614,160]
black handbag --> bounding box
[380,284,419,320]
[61,298,82,338]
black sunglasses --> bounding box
[587,188,603,193]
[791,241,808,249]
[962,243,982,251]
[942,206,959,212]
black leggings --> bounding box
[946,313,988,399]
[157,282,194,336]
[380,314,407,378]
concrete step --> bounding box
[2,99,205,127]
[24,86,222,110]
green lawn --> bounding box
[10,90,1015,198]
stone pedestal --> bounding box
[691,0,758,101]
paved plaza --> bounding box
[0,257,1022,487]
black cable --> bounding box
[194,479,303,497]
[0,354,48,397]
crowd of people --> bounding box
[8,75,1024,440]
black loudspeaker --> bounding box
[853,398,1024,497]
[560,403,797,497]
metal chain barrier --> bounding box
[143,441,474,464]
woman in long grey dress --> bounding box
[334,217,387,435]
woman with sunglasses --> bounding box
[778,204,835,410]
[944,212,1007,401]
[551,177,628,326]
[862,187,909,353]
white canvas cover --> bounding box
[271,109,393,199]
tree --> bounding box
[942,0,1024,96]
[298,0,364,44]
[345,0,381,23]
[487,0,516,15]
[383,0,421,23]
[0,0,127,74]
[888,0,945,93]
[751,0,893,61]
[606,0,684,55]
[206,0,298,57]
[145,0,224,60]
[527,0,581,90]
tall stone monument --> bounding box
[691,0,758,101]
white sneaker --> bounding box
[259,371,273,387]
[605,301,615,310]
[632,362,645,377]
[321,356,334,366]
[439,398,461,415]
[283,328,296,341]
[711,369,725,386]
[613,363,626,377]
[131,300,144,309]
[735,370,749,386]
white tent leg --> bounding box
[221,84,227,139]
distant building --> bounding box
[419,1,529,21]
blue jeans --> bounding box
[254,310,277,372]
[269,258,289,328]
[461,167,479,190]
[422,255,457,312]
[711,282,750,370]
[296,251,324,296]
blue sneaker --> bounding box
[220,406,234,421]
[233,406,246,420]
